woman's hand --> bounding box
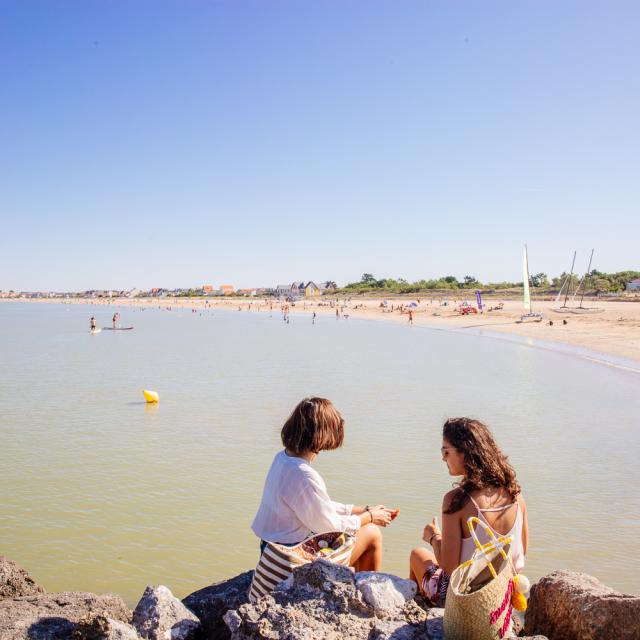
[369,505,396,527]
[422,516,442,544]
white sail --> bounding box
[523,245,531,313]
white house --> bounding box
[275,284,293,299]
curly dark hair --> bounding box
[443,417,521,514]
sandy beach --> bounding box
[20,294,640,368]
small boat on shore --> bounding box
[517,245,543,323]
[553,249,604,315]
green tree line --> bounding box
[337,271,640,295]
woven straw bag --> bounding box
[444,516,517,640]
[249,531,356,602]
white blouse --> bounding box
[252,450,361,544]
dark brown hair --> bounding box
[281,397,345,455]
[443,417,521,514]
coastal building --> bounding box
[291,282,305,299]
[626,278,640,291]
[275,283,294,299]
[219,284,235,295]
[202,285,214,294]
[319,281,337,294]
[304,282,321,299]
[275,281,334,300]
[149,288,170,297]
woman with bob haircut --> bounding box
[409,417,528,607]
[252,397,398,571]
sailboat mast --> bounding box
[523,244,532,314]
[578,249,594,309]
[555,274,569,304]
[562,251,576,308]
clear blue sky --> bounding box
[1,1,638,291]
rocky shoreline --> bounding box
[1,555,638,639]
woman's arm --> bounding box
[423,490,462,575]
[290,479,361,534]
[439,500,463,576]
[520,494,529,555]
[342,504,397,527]
[332,501,356,516]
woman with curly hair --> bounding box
[409,418,529,607]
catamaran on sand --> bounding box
[553,249,604,315]
[517,245,543,323]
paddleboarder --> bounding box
[90,316,97,331]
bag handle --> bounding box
[462,516,513,580]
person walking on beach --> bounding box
[312,311,317,324]
[252,397,399,573]
[408,309,413,325]
[409,417,528,608]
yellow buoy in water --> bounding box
[143,389,159,403]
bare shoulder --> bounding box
[518,492,527,511]
[442,488,462,511]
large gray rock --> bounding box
[223,559,436,640]
[0,556,45,599]
[105,618,141,639]
[0,591,131,640]
[369,609,444,640]
[355,572,417,617]
[182,571,252,640]
[525,570,640,639]
[220,560,550,640]
[72,612,140,639]
[133,585,200,640]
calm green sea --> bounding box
[1,301,638,605]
